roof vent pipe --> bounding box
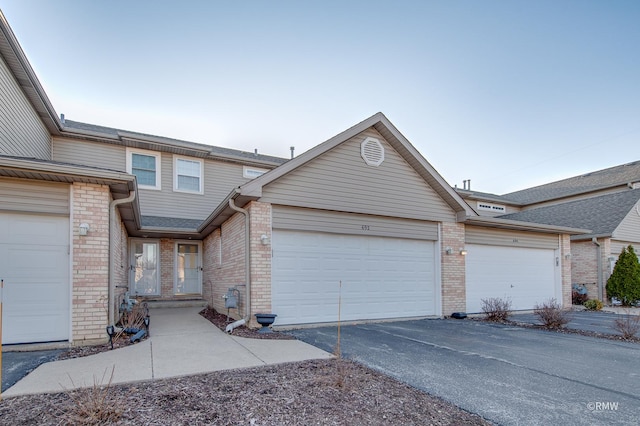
[60,113,65,124]
[254,149,258,156]
[290,146,295,159]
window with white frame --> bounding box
[174,156,203,193]
[126,148,161,189]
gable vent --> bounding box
[361,137,384,166]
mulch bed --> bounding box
[0,358,490,425]
[199,307,295,340]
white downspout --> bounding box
[109,191,136,325]
[226,198,251,332]
[592,237,603,301]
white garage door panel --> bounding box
[1,214,70,344]
[466,244,557,313]
[273,231,436,325]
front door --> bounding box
[130,240,160,296]
[175,242,202,295]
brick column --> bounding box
[560,234,572,307]
[72,183,110,345]
[441,222,466,315]
[248,201,272,326]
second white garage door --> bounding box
[465,244,559,313]
[272,230,437,325]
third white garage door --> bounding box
[465,244,559,313]
[272,230,437,325]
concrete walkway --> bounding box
[3,308,332,397]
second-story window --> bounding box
[126,148,161,190]
[174,156,203,194]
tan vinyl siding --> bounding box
[53,138,255,221]
[612,202,640,244]
[261,129,455,222]
[141,153,251,220]
[0,177,69,214]
[272,206,438,240]
[610,240,638,258]
[0,56,50,160]
[465,226,559,249]
[52,138,125,170]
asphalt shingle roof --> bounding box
[499,189,640,237]
[141,216,202,230]
[502,161,640,204]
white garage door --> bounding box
[0,213,70,344]
[272,230,437,325]
[465,244,559,313]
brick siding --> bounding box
[441,222,466,315]
[71,183,110,345]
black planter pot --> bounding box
[255,313,277,333]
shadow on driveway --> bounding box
[291,319,640,426]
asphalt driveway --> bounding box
[291,319,640,426]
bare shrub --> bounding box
[583,299,603,311]
[613,311,640,339]
[63,366,125,425]
[481,297,512,322]
[533,299,572,329]
[116,300,149,340]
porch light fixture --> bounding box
[565,253,572,260]
[445,247,453,255]
[79,223,90,236]
[459,248,467,256]
[260,234,270,245]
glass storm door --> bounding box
[175,243,202,295]
[131,241,160,296]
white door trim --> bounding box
[174,241,203,295]
[130,239,161,296]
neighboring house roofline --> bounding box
[60,120,288,168]
[498,188,640,240]
[454,188,524,206]
[237,112,475,221]
[463,215,590,235]
[0,11,62,135]
[501,160,640,205]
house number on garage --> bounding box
[361,225,370,231]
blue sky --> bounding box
[2,1,639,194]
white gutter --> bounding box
[109,191,136,325]
[227,198,251,332]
